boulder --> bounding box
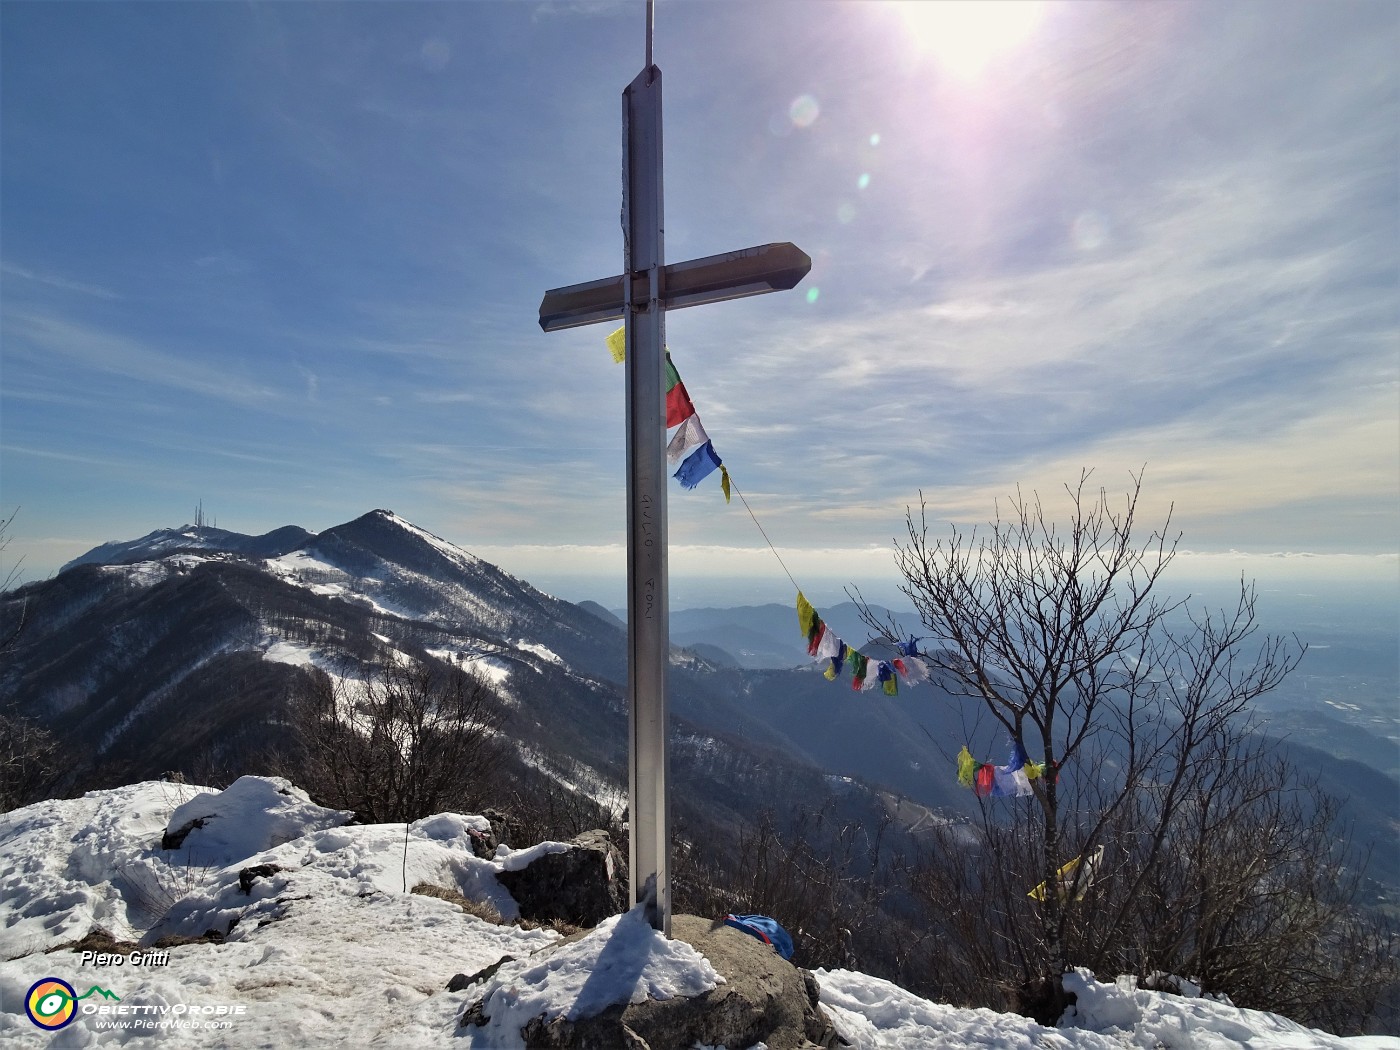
[496,829,625,927]
[462,913,843,1049]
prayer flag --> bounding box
[720,465,731,504]
[816,628,842,661]
[879,661,898,696]
[797,592,817,639]
[893,654,930,685]
[665,354,696,426]
[1008,739,1029,772]
[666,415,710,464]
[807,620,827,657]
[957,746,977,787]
[674,440,721,489]
[1029,846,1104,902]
[824,643,848,680]
[849,651,869,690]
[992,764,1034,797]
[975,764,996,797]
[606,326,626,364]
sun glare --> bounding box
[892,0,1045,79]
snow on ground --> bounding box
[380,511,480,568]
[425,649,512,687]
[2,777,1396,1048]
[512,640,562,666]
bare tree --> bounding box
[288,655,508,824]
[0,705,59,812]
[859,470,1316,1018]
[1,508,29,654]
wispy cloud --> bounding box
[5,312,287,408]
[2,262,121,300]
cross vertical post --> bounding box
[538,16,810,940]
[622,61,671,934]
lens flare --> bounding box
[857,173,871,190]
[869,133,881,147]
[789,94,820,129]
[806,287,820,304]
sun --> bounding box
[891,0,1045,80]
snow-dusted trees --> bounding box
[860,471,1394,1029]
[288,655,507,824]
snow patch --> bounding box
[163,776,353,869]
[462,904,723,1047]
[380,511,480,570]
[514,640,563,665]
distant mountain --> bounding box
[5,511,1394,890]
[0,511,914,857]
[62,523,314,570]
[576,600,626,632]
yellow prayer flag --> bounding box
[1028,846,1104,902]
[606,326,626,364]
[796,591,817,639]
[957,746,977,787]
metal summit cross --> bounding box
[538,4,809,936]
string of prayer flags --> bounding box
[605,327,730,502]
[794,591,931,694]
[960,739,1037,798]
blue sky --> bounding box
[2,0,1396,605]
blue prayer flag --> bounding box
[674,440,722,489]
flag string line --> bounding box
[604,332,1055,788]
[603,328,806,603]
[723,473,803,598]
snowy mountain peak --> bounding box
[62,523,315,573]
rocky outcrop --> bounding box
[461,913,843,1049]
[495,829,625,927]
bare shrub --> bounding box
[0,706,59,812]
[288,656,508,824]
[859,470,1395,1031]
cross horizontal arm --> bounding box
[538,241,811,332]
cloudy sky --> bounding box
[2,1,1396,604]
